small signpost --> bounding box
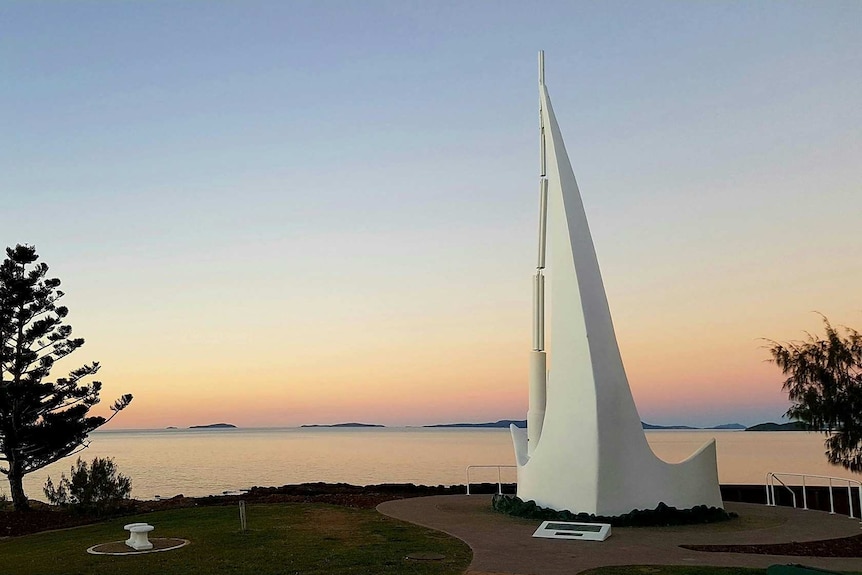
[239,500,247,531]
[532,521,611,541]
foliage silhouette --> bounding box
[0,244,132,510]
[767,315,862,471]
[43,456,131,515]
[492,494,736,526]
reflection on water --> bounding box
[6,428,857,500]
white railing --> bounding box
[465,465,516,495]
[766,472,862,519]
[765,472,797,509]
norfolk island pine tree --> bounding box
[0,244,132,511]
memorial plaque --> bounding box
[532,520,611,541]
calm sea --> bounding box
[5,428,858,501]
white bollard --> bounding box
[124,523,154,551]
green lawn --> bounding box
[0,503,471,575]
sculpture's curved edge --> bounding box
[510,424,529,467]
[597,437,723,515]
[664,438,724,509]
[682,437,719,463]
[516,437,723,516]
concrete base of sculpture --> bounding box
[512,425,723,516]
[124,523,155,551]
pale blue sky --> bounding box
[2,1,860,428]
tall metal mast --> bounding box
[534,50,548,353]
[528,51,549,455]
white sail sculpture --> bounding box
[510,52,723,516]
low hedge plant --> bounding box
[492,494,737,527]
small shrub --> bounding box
[43,457,132,515]
[0,492,9,509]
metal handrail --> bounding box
[765,473,797,509]
[766,472,862,520]
[465,465,517,495]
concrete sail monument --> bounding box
[510,53,723,516]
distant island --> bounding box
[424,420,746,430]
[425,419,526,428]
[168,420,805,431]
[712,423,747,430]
[745,421,808,432]
[301,423,385,428]
[642,422,697,430]
[643,422,746,430]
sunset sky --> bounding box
[3,1,859,429]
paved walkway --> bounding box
[377,495,862,574]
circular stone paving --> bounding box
[87,538,189,555]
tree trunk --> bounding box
[8,461,30,511]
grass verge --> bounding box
[0,503,471,575]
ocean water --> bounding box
[4,428,857,501]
